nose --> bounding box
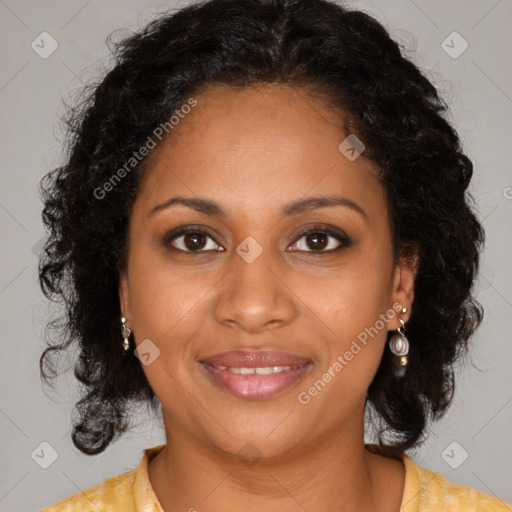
[213,246,297,334]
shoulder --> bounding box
[39,468,137,512]
[366,444,511,511]
[406,456,512,511]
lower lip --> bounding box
[200,363,312,399]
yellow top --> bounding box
[40,444,511,511]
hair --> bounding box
[39,0,484,455]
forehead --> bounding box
[133,83,385,221]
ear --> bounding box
[388,245,419,331]
[118,270,131,321]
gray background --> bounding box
[1,0,511,510]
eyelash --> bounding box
[162,224,351,255]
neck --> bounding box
[148,407,405,512]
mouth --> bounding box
[199,350,313,399]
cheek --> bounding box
[294,250,392,336]
[125,255,205,396]
[293,250,391,396]
[298,308,387,416]
[127,244,211,338]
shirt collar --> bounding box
[133,443,418,511]
[133,444,166,512]
[364,443,420,511]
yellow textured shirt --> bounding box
[40,444,511,511]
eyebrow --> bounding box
[148,195,368,221]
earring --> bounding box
[389,314,409,378]
[121,317,131,354]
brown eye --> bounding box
[304,232,329,251]
[183,232,207,251]
[290,226,351,253]
[164,228,224,253]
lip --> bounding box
[201,350,311,368]
[199,350,313,399]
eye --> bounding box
[289,225,351,253]
[163,227,224,253]
[163,224,351,254]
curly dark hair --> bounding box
[39,0,484,455]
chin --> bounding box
[197,408,316,464]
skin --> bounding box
[119,83,417,512]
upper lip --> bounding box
[200,350,312,368]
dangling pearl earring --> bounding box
[121,317,131,354]
[389,307,409,377]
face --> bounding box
[119,83,416,459]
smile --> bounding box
[217,365,298,374]
[199,350,312,399]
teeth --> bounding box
[224,366,293,374]
[255,367,274,375]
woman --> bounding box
[38,0,511,510]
